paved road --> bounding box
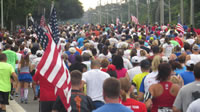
[11,88,39,112]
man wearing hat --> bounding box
[186,45,200,64]
[127,56,142,82]
[180,60,195,85]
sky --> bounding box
[80,0,118,11]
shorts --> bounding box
[0,91,9,105]
[39,101,55,112]
[18,73,32,82]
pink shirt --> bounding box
[116,68,127,79]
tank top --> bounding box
[20,66,30,73]
[151,82,175,112]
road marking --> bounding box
[6,100,26,112]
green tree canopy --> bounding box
[2,0,84,30]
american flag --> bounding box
[35,25,48,50]
[40,15,45,27]
[35,25,72,111]
[176,15,184,33]
[131,16,139,25]
[49,7,59,44]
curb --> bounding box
[6,100,26,112]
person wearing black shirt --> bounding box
[52,70,95,112]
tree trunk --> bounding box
[190,0,194,25]
[160,0,164,25]
[180,0,184,24]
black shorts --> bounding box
[0,91,9,105]
[39,101,55,112]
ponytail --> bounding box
[120,89,127,102]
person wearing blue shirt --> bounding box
[180,60,195,85]
[93,78,132,112]
[138,76,146,101]
[77,37,85,48]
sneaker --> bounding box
[10,95,14,100]
[15,93,19,97]
[20,98,24,103]
[33,96,38,100]
[24,99,28,104]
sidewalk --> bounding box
[6,100,26,112]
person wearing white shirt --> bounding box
[81,60,110,109]
[127,56,142,82]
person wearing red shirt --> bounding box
[120,77,147,112]
[174,33,183,48]
[33,71,57,112]
[145,63,180,112]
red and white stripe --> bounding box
[177,23,184,33]
[131,16,139,25]
[37,32,71,111]
[40,16,45,27]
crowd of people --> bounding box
[0,23,200,112]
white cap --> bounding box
[36,50,44,56]
[69,47,76,54]
[186,60,195,67]
[162,56,169,62]
[131,56,141,63]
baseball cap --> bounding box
[162,56,169,62]
[131,56,141,64]
[36,50,44,56]
[107,64,116,71]
[186,60,195,67]
[192,45,199,51]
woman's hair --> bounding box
[130,48,137,58]
[101,59,110,68]
[169,60,182,70]
[184,42,191,51]
[112,55,124,70]
[140,49,146,56]
[186,64,194,71]
[177,54,186,64]
[119,77,131,101]
[151,55,161,71]
[157,63,172,82]
[21,54,30,67]
[107,70,117,78]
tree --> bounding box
[2,0,84,30]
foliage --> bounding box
[83,0,200,27]
[1,0,84,30]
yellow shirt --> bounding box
[132,72,149,94]
[0,62,14,92]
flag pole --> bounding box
[50,0,55,15]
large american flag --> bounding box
[176,15,184,33]
[34,6,71,112]
[35,25,71,111]
[131,16,139,25]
